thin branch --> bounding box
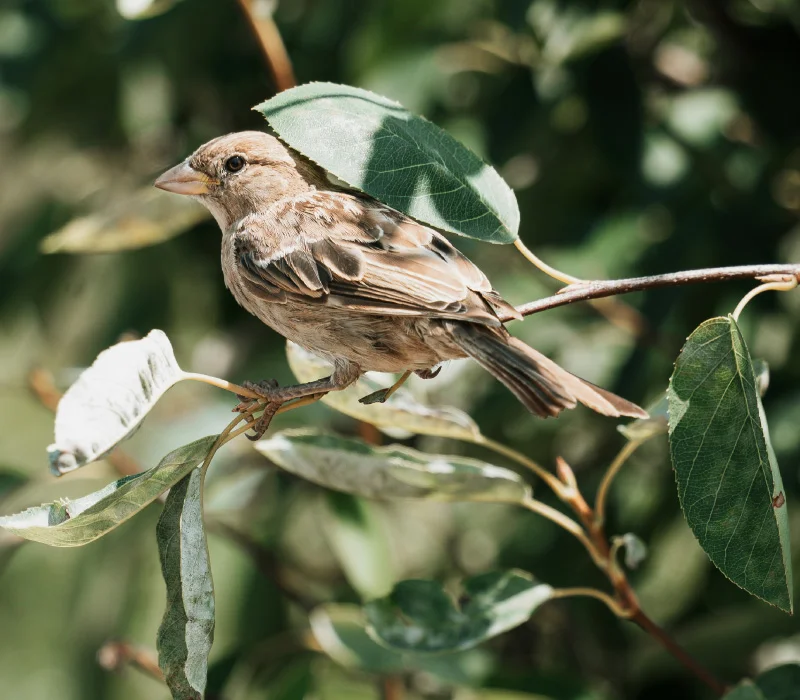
[237,0,297,91]
[594,440,644,528]
[97,641,164,683]
[548,586,631,618]
[503,263,800,321]
[477,436,566,497]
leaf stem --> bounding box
[548,587,631,618]
[181,371,262,400]
[514,239,581,284]
[236,0,296,91]
[731,274,798,321]
[504,263,800,321]
[594,439,645,528]
[478,436,566,496]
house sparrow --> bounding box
[155,131,646,436]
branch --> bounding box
[503,264,800,321]
[237,0,297,91]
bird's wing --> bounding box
[234,190,521,325]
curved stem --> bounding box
[514,239,581,284]
[181,371,262,400]
[503,263,800,321]
[522,496,607,569]
[548,587,632,618]
[594,439,644,528]
[732,275,798,321]
[236,0,296,91]
[477,436,566,496]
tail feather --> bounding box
[446,323,647,420]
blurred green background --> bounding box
[1,0,800,698]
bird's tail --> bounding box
[445,322,647,419]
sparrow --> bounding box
[155,131,646,437]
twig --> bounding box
[236,0,297,91]
[477,436,566,497]
[380,676,405,700]
[503,263,800,321]
[97,640,164,682]
[732,274,798,321]
[548,587,631,618]
[594,440,644,528]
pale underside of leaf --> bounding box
[255,429,530,504]
[668,316,792,612]
[48,330,185,475]
[157,467,215,700]
[255,82,519,244]
[286,341,481,442]
[0,436,217,547]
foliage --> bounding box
[2,1,800,700]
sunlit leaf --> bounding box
[48,330,185,475]
[0,436,217,547]
[157,467,215,700]
[255,429,530,504]
[255,82,519,243]
[40,188,208,254]
[286,341,481,442]
[365,570,552,653]
[668,316,792,612]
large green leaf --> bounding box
[48,330,185,475]
[157,467,215,700]
[668,316,792,612]
[286,341,481,442]
[0,436,217,547]
[255,429,530,504]
[365,570,552,653]
[255,82,519,243]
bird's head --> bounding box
[155,131,316,229]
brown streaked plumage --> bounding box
[155,131,646,435]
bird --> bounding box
[155,131,646,437]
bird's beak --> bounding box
[154,161,217,196]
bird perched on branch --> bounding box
[156,131,646,437]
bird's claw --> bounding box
[244,401,282,441]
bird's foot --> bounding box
[415,366,442,380]
[233,379,284,441]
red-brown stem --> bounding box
[380,676,405,700]
[502,263,800,321]
[237,0,297,91]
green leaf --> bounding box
[48,330,185,475]
[725,681,766,700]
[286,341,482,442]
[255,429,530,504]
[40,188,208,254]
[310,604,492,684]
[365,570,552,653]
[0,436,216,547]
[755,664,800,700]
[255,82,519,244]
[323,493,395,599]
[157,467,215,700]
[668,316,792,612]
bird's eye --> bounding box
[224,155,246,173]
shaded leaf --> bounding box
[0,436,217,547]
[618,395,668,442]
[365,570,552,653]
[310,604,492,684]
[725,682,766,700]
[48,330,185,475]
[323,493,395,599]
[756,664,800,700]
[40,188,208,254]
[255,429,530,504]
[668,316,792,612]
[255,82,519,243]
[157,467,215,700]
[286,341,481,442]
